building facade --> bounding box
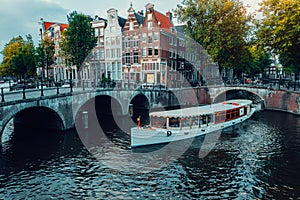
[40,3,211,88]
[41,20,77,85]
[104,8,126,82]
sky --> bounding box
[0,0,262,61]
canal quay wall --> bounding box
[196,86,300,116]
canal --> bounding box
[0,110,299,199]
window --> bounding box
[100,38,104,46]
[179,39,185,47]
[125,38,130,48]
[148,48,152,56]
[116,36,120,45]
[148,13,152,21]
[133,39,139,48]
[142,47,146,57]
[125,53,130,64]
[133,52,139,64]
[148,34,152,43]
[169,37,173,45]
[154,32,159,41]
[154,47,159,56]
[173,50,176,58]
[106,37,110,46]
[142,33,146,42]
[100,28,104,36]
[95,29,99,37]
[106,49,110,58]
[148,22,152,29]
[117,48,121,58]
[111,49,115,58]
[129,21,134,30]
[169,49,172,58]
[111,37,116,46]
[100,49,104,59]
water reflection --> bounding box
[0,111,299,199]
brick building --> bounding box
[41,3,214,88]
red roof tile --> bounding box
[43,22,55,31]
[43,21,69,32]
[153,10,173,32]
[60,23,69,32]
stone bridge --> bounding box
[0,85,299,136]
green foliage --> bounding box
[36,34,55,78]
[60,11,97,71]
[257,0,300,73]
[0,35,36,77]
[248,44,273,77]
[176,0,254,77]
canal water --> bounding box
[0,110,299,199]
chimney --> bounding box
[138,10,144,16]
[166,11,173,22]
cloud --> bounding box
[0,0,67,50]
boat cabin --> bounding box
[149,100,252,130]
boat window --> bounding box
[207,114,213,123]
[215,111,226,124]
[152,117,166,128]
[169,117,180,127]
[181,118,189,127]
[225,108,243,121]
[192,116,198,127]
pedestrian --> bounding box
[137,116,141,128]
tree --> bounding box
[36,33,55,80]
[0,35,36,78]
[176,0,254,77]
[257,0,300,76]
[248,44,273,77]
[60,11,97,72]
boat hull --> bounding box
[131,108,255,148]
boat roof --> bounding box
[150,99,252,118]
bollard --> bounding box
[70,82,73,93]
[1,88,4,102]
[82,111,88,129]
[22,86,26,99]
[57,86,60,94]
[41,84,44,96]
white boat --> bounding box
[131,99,256,148]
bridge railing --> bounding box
[224,81,299,91]
[0,85,74,103]
[1,81,299,104]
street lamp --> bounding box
[127,64,131,89]
[40,27,44,96]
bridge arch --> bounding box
[0,105,65,137]
[73,94,124,130]
[213,88,264,104]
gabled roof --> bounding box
[153,10,173,31]
[118,16,127,28]
[43,21,68,32]
[134,13,145,25]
